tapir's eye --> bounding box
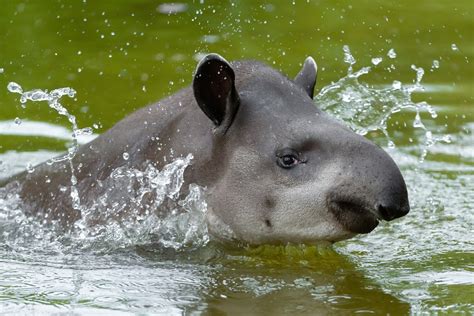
[276,149,305,169]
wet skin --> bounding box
[2,54,409,244]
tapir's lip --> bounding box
[327,196,380,234]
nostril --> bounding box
[377,203,410,221]
[377,204,392,220]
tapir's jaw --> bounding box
[327,197,380,234]
[327,187,410,235]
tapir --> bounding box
[2,54,409,244]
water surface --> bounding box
[0,1,473,315]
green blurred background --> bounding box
[0,1,473,314]
[0,0,472,141]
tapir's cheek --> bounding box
[263,196,276,209]
[257,187,344,242]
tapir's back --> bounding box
[5,82,199,224]
[1,60,295,223]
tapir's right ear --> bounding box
[294,56,318,99]
[193,54,239,134]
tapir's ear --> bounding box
[193,53,239,134]
[294,56,318,99]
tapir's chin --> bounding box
[328,198,380,234]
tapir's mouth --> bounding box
[327,197,379,234]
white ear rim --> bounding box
[194,53,230,76]
[305,56,318,74]
[295,56,318,98]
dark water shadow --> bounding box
[137,243,410,315]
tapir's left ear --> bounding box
[193,53,239,134]
[294,56,318,99]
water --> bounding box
[315,54,452,161]
[0,1,473,315]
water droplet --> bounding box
[70,185,81,210]
[387,48,397,59]
[426,105,438,118]
[343,45,356,66]
[432,60,440,69]
[371,57,383,65]
[26,162,35,173]
[442,135,452,143]
[14,117,22,125]
[123,152,130,160]
[392,80,402,90]
[451,43,459,51]
[74,127,93,137]
[341,92,352,102]
[413,112,425,129]
[7,82,23,94]
[0,68,4,74]
[411,65,425,86]
[419,148,428,163]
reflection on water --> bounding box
[0,243,411,315]
[0,0,473,315]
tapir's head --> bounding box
[192,53,409,245]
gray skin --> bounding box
[2,54,409,245]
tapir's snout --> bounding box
[327,136,410,235]
[376,199,410,221]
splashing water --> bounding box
[68,153,209,252]
[0,154,209,253]
[1,47,453,254]
[343,44,356,74]
[4,83,210,253]
[7,83,93,209]
[371,57,383,66]
[315,46,451,160]
[387,48,397,59]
